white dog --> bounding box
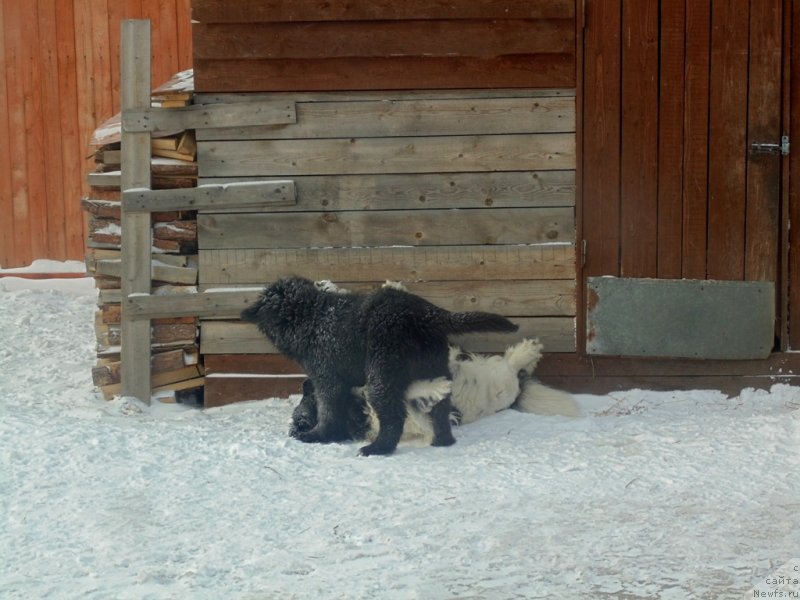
[357,337,580,443]
[314,280,580,442]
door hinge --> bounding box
[751,135,790,156]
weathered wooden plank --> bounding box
[582,0,621,278]
[194,90,576,105]
[620,0,659,278]
[96,258,198,285]
[204,376,304,407]
[192,0,576,22]
[194,20,574,60]
[120,20,153,402]
[197,96,575,141]
[198,134,576,177]
[745,0,782,282]
[205,354,304,376]
[201,317,576,355]
[199,245,576,285]
[707,1,749,280]
[194,55,575,93]
[198,207,574,250]
[135,279,575,320]
[199,172,575,212]
[657,0,686,279]
[121,101,296,133]
[682,0,711,279]
[122,180,296,213]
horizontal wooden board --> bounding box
[198,134,575,177]
[199,245,576,284]
[198,172,575,212]
[192,1,576,23]
[154,279,575,319]
[193,20,574,60]
[197,96,575,141]
[193,55,575,92]
[122,180,296,213]
[204,376,304,407]
[205,354,303,375]
[198,208,574,250]
[194,90,576,105]
[121,101,296,133]
[201,317,576,355]
[200,352,800,404]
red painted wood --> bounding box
[620,0,659,278]
[681,0,712,280]
[581,0,621,278]
[656,1,686,279]
[192,0,576,23]
[744,0,782,283]
[707,0,749,280]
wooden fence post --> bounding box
[120,20,153,402]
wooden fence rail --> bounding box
[0,0,191,268]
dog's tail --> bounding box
[514,379,581,417]
[442,311,518,335]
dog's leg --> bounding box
[291,377,353,444]
[428,395,457,447]
[357,373,408,456]
[289,379,319,437]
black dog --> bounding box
[240,276,518,456]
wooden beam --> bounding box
[198,134,576,177]
[192,0,576,23]
[121,101,296,132]
[199,245,576,285]
[122,180,297,213]
[120,19,153,402]
[200,317,577,354]
[198,207,575,249]
[126,279,576,321]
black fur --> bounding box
[241,276,518,455]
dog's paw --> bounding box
[431,431,456,447]
[291,427,322,443]
[358,442,396,457]
[448,409,463,427]
[406,376,452,412]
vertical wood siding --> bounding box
[582,0,785,284]
[0,0,191,268]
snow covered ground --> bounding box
[1,273,798,599]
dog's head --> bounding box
[240,276,320,334]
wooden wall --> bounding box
[582,0,785,284]
[0,0,191,268]
[192,0,576,91]
[193,89,577,405]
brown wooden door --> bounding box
[581,0,786,355]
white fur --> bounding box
[360,338,579,443]
[314,280,348,294]
[514,380,581,417]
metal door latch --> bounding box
[751,135,790,156]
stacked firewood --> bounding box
[83,71,204,403]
